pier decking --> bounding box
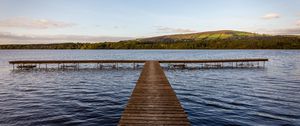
[118,61,189,125]
[8,58,269,125]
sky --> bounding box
[0,0,300,44]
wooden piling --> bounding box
[9,59,268,70]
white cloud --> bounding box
[275,28,300,35]
[156,26,197,33]
[0,17,75,29]
[262,13,280,20]
[0,32,134,44]
[297,20,300,26]
[259,28,300,35]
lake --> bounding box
[0,50,300,126]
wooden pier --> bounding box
[9,58,268,70]
[118,61,189,125]
[8,58,269,125]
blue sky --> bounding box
[0,0,300,44]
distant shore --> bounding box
[1,30,300,49]
[1,40,300,49]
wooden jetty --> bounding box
[9,58,268,70]
[8,58,269,125]
[118,61,189,125]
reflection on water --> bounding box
[0,50,300,126]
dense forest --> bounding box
[1,30,300,49]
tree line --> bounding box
[1,35,300,49]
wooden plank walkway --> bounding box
[118,61,190,126]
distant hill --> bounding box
[138,30,263,42]
[1,30,300,49]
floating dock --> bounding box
[9,58,268,70]
[118,61,190,125]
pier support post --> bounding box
[133,62,136,69]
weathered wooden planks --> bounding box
[118,61,190,126]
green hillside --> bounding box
[1,30,300,49]
[138,30,264,42]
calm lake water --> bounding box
[0,50,300,126]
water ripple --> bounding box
[1,50,300,126]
